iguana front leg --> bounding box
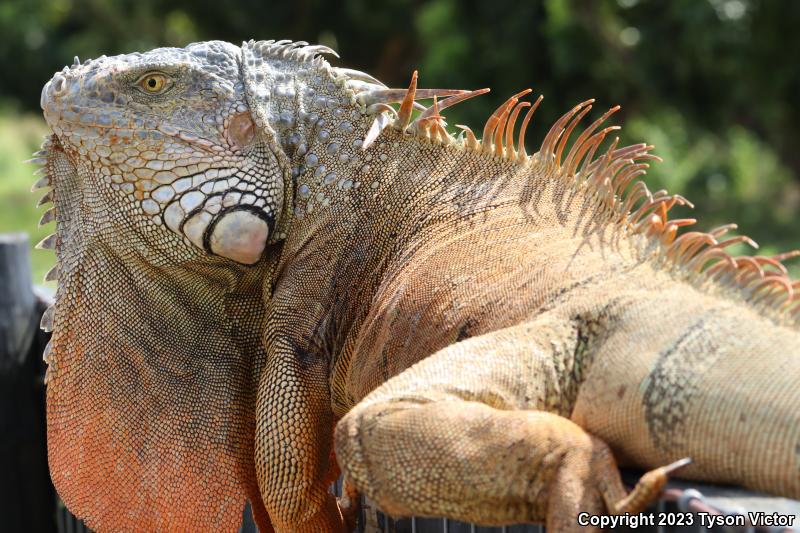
[335,316,676,532]
[255,337,348,532]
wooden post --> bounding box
[0,232,36,370]
[0,232,57,533]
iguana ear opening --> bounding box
[208,109,276,264]
[203,101,284,262]
[228,111,257,150]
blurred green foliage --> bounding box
[1,0,799,283]
[0,109,53,286]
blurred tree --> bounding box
[0,0,798,265]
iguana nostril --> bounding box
[50,74,66,97]
[41,74,69,125]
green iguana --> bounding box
[33,39,800,533]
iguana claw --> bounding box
[614,457,693,514]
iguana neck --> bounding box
[268,121,535,356]
[249,52,519,242]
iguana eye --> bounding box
[135,72,171,95]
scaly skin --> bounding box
[35,40,800,533]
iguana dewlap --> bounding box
[33,39,800,533]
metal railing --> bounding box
[50,491,800,533]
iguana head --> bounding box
[35,40,346,531]
[40,40,291,265]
